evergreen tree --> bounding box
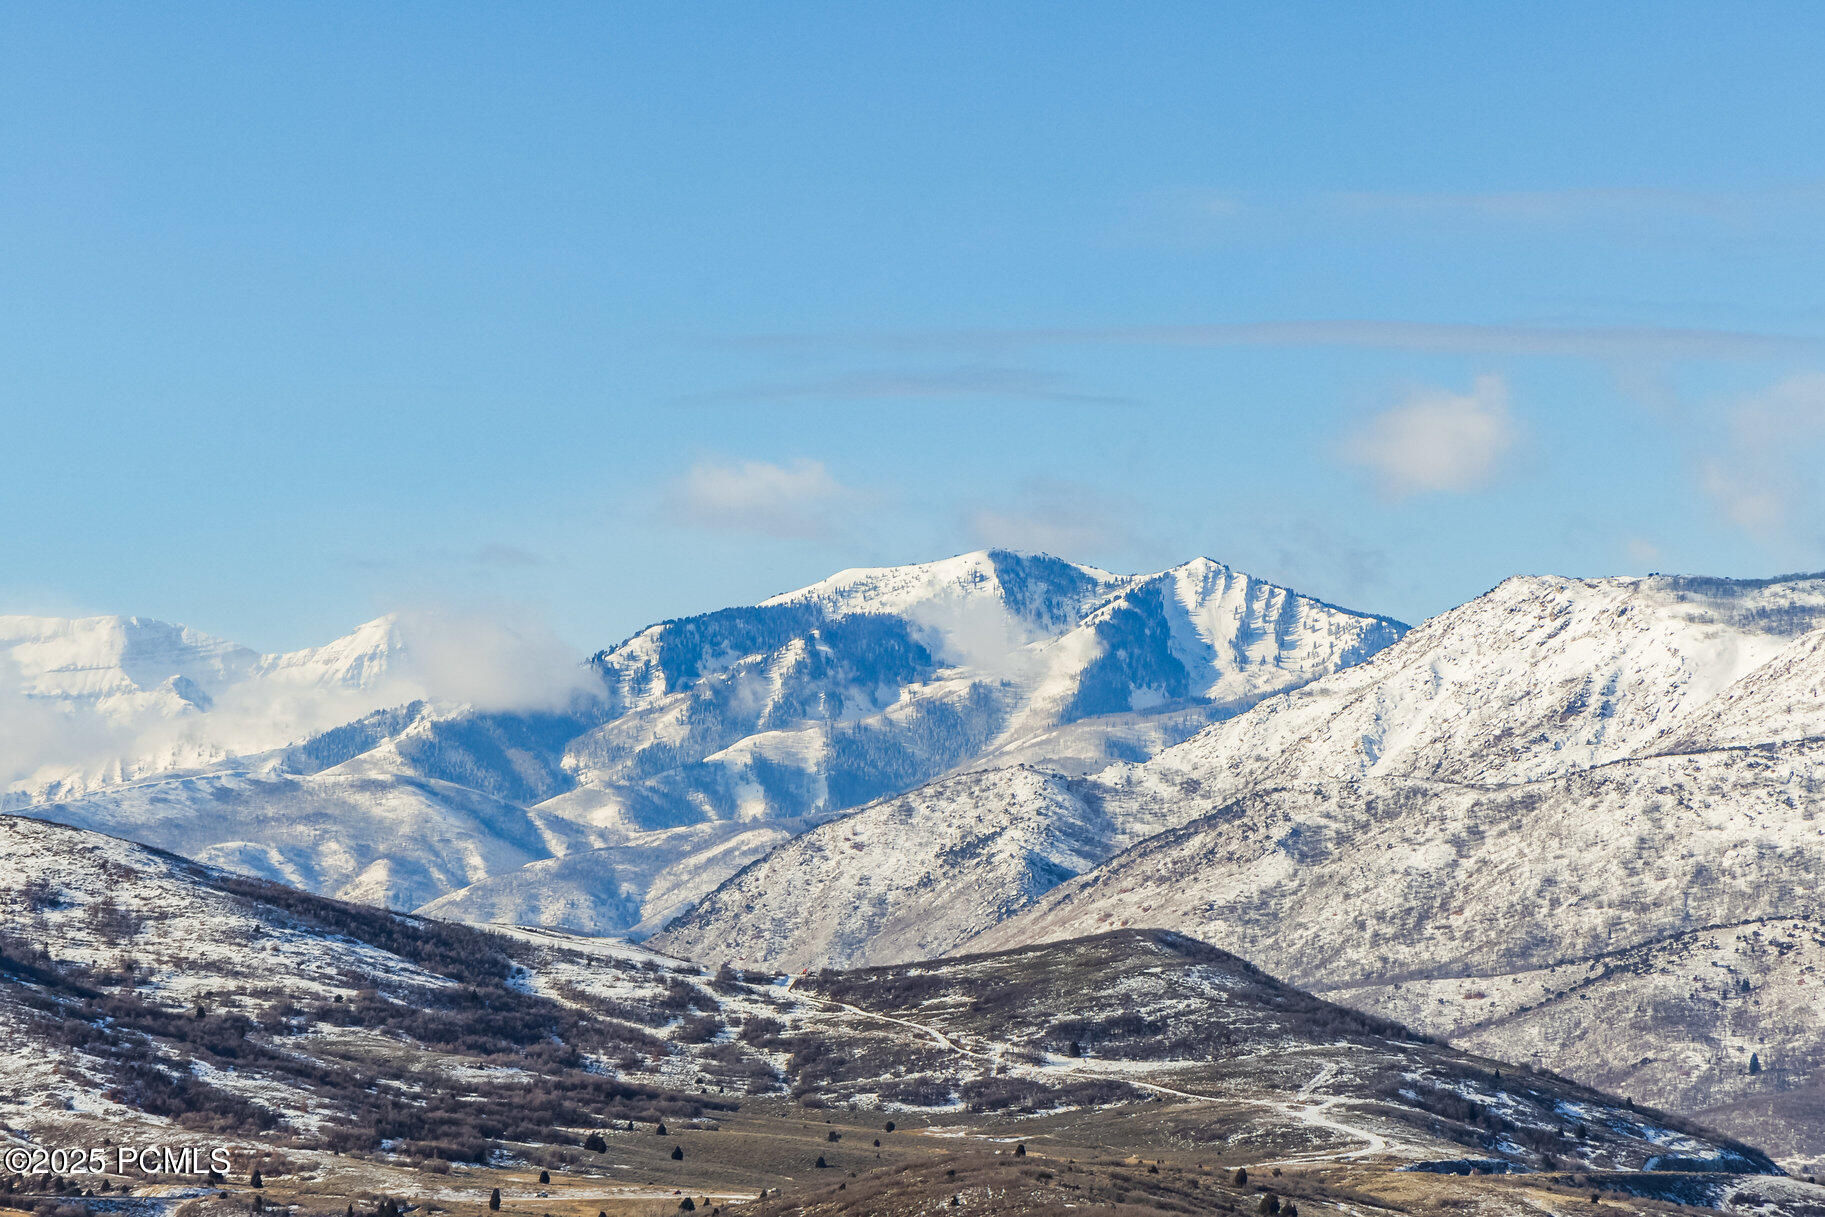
[584,1133,607,1153]
[670,1147,683,1162]
[488,1189,501,1211]
[1232,1168,1247,1186]
[250,1171,263,1189]
[537,1171,550,1185]
[1750,1052,1762,1074]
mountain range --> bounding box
[5,551,1403,927]
[13,556,1825,1169]
[659,570,1825,1165]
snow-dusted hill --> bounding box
[7,551,1403,932]
[1,813,1784,1203]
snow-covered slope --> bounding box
[23,766,592,911]
[1,812,1782,1196]
[655,766,1185,970]
[963,756,1825,1163]
[1643,624,1825,755]
[1123,572,1825,797]
[943,574,1825,1163]
[417,816,816,936]
[8,551,1404,933]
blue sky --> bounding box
[6,3,1825,650]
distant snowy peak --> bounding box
[1,612,416,799]
[1060,557,1406,713]
[0,611,406,708]
[573,549,1406,826]
[0,613,259,705]
[1140,569,1825,791]
[760,549,1125,626]
[253,613,405,690]
[596,548,1404,708]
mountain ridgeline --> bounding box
[6,551,1405,930]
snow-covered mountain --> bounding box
[568,550,1404,829]
[0,611,408,797]
[7,551,1404,930]
[661,571,1825,1165]
[1117,571,1825,792]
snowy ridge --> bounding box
[574,550,1405,830]
[8,550,1402,936]
[1126,571,1825,798]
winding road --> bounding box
[781,978,1406,1168]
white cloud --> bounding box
[903,592,1047,682]
[665,457,858,539]
[390,607,595,713]
[1698,371,1825,539]
[1344,375,1518,498]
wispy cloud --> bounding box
[675,365,1133,406]
[1342,375,1519,499]
[663,457,862,540]
[1624,537,1664,568]
[472,543,547,569]
[963,478,1146,559]
[1698,371,1825,540]
[723,320,1811,361]
[1327,183,1825,224]
[1129,181,1825,237]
